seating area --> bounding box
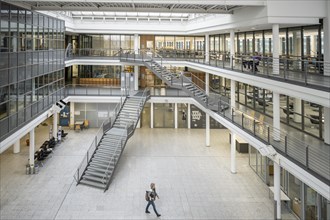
[34,137,56,166]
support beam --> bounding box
[205,34,209,64]
[150,102,154,128]
[273,92,280,141]
[188,103,191,129]
[205,72,209,95]
[230,79,236,114]
[174,103,178,129]
[274,161,281,219]
[230,132,236,173]
[29,128,35,166]
[272,24,280,75]
[13,139,20,154]
[293,98,302,123]
[206,113,210,147]
[70,102,75,127]
[134,66,139,90]
[323,1,330,76]
[53,112,58,139]
[230,29,235,68]
[134,33,139,54]
[324,107,330,144]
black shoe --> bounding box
[157,214,161,217]
[145,211,150,214]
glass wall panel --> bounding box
[264,30,272,56]
[175,36,184,50]
[154,103,174,128]
[209,35,214,51]
[305,185,318,220]
[254,31,263,55]
[279,29,287,57]
[288,28,302,71]
[237,33,245,55]
[195,36,204,51]
[289,173,302,218]
[164,36,174,49]
[155,36,165,49]
[185,36,194,50]
[246,32,253,55]
[214,35,219,52]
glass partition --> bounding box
[246,32,254,55]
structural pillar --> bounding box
[70,102,74,127]
[205,72,209,95]
[188,103,191,129]
[272,24,280,75]
[324,107,330,145]
[230,79,236,114]
[205,34,209,64]
[230,132,236,173]
[230,29,235,68]
[13,139,20,154]
[53,112,58,139]
[174,103,178,129]
[323,1,330,76]
[134,66,139,90]
[150,102,154,128]
[134,33,139,54]
[293,98,302,123]
[274,161,281,219]
[273,92,280,141]
[29,128,35,166]
[206,113,210,147]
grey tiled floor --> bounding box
[1,125,295,219]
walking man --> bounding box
[145,183,161,217]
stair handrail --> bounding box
[65,43,73,59]
[141,55,330,183]
[73,94,126,184]
[100,128,127,188]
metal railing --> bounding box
[143,52,330,184]
[73,94,125,184]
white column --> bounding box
[53,112,58,139]
[323,2,330,76]
[70,102,75,126]
[230,29,235,68]
[29,128,35,166]
[174,103,178,129]
[293,98,302,123]
[230,132,236,173]
[274,161,281,219]
[230,79,236,114]
[273,92,280,141]
[134,33,139,54]
[272,24,280,75]
[150,102,154,128]
[205,72,209,95]
[206,113,210,147]
[324,107,330,144]
[188,103,191,129]
[205,34,209,63]
[13,139,20,154]
[134,66,139,90]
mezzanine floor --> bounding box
[0,123,295,219]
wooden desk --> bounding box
[74,121,84,130]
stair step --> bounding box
[80,179,105,189]
[85,170,108,178]
[87,166,112,173]
[89,162,109,169]
[83,174,108,183]
[106,128,127,136]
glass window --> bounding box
[279,29,287,57]
[175,36,184,50]
[164,36,174,49]
[254,31,263,55]
[264,30,272,56]
[155,36,165,49]
[185,36,194,51]
[195,36,204,51]
[214,35,219,52]
[209,36,214,51]
[246,32,254,55]
[238,33,245,55]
